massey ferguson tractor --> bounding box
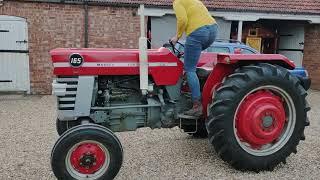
[50,5,311,180]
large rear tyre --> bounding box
[51,124,123,180]
[207,64,310,171]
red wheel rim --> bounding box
[70,142,107,174]
[236,90,286,149]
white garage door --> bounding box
[278,24,305,66]
[0,16,30,93]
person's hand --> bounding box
[170,36,179,45]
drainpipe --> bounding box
[237,20,243,42]
[84,1,89,48]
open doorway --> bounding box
[231,20,307,66]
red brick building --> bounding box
[0,0,319,94]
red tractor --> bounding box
[50,5,311,180]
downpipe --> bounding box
[84,1,89,48]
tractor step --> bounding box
[178,114,199,134]
[178,114,199,120]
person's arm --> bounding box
[173,1,188,39]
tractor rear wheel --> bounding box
[206,63,310,171]
[51,124,123,180]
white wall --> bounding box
[151,15,231,48]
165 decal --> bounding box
[69,54,84,67]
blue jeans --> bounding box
[184,24,218,102]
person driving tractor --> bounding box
[170,0,218,116]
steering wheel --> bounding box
[169,40,185,58]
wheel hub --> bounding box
[262,116,273,128]
[70,143,106,174]
[236,91,286,148]
[80,154,96,167]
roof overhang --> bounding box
[139,7,320,24]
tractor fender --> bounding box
[202,53,296,119]
[202,64,234,118]
[217,54,296,69]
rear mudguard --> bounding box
[202,64,234,118]
[202,53,296,118]
[216,54,296,69]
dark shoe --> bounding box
[184,101,203,117]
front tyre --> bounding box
[207,64,310,171]
[56,118,81,136]
[51,124,123,180]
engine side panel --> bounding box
[50,48,184,86]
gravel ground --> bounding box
[0,90,319,180]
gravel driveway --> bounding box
[0,90,319,180]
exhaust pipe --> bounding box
[138,4,149,95]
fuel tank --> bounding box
[50,47,184,86]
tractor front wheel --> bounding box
[207,64,310,171]
[51,124,123,180]
[56,119,81,136]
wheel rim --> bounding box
[234,86,296,156]
[66,140,110,180]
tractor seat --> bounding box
[196,67,213,78]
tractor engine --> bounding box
[54,75,188,132]
[92,75,189,131]
[93,76,149,131]
[95,76,142,107]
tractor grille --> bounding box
[56,76,78,110]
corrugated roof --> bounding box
[17,0,320,15]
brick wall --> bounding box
[88,6,141,49]
[0,1,140,94]
[303,24,320,90]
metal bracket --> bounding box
[157,89,165,106]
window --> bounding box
[206,46,230,53]
[240,48,256,54]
